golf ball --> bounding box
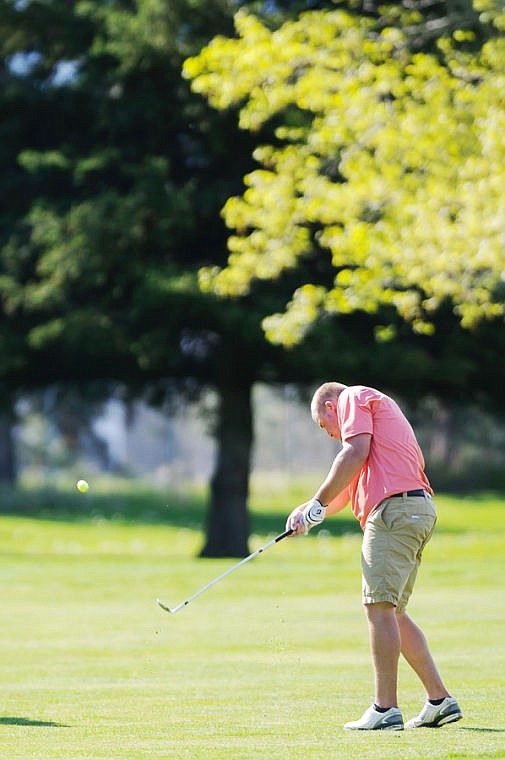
[76,479,89,493]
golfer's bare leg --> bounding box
[365,601,400,708]
[397,611,450,700]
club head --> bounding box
[156,598,175,613]
[157,597,189,614]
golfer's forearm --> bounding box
[315,443,368,507]
[325,489,350,516]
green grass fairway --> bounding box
[1,483,504,759]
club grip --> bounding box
[275,528,293,542]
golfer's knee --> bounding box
[364,601,395,620]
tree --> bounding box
[0,0,339,555]
[3,0,504,555]
[184,4,505,346]
[0,0,253,544]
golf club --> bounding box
[157,528,293,614]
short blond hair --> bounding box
[310,382,347,423]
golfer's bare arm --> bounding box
[315,433,371,510]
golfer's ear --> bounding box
[324,400,335,413]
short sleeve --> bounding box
[338,388,374,442]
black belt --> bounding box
[390,489,426,498]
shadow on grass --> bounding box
[250,510,360,538]
[0,716,69,727]
[4,482,503,538]
[460,727,505,733]
[0,484,361,537]
[0,483,206,530]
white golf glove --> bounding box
[287,498,327,535]
[302,498,327,533]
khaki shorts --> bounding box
[361,493,437,613]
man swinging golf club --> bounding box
[286,382,463,731]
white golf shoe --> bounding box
[406,696,463,728]
[344,705,404,731]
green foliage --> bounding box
[0,0,266,391]
[185,6,505,345]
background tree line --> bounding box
[1,0,504,556]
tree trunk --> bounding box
[0,405,17,483]
[200,380,253,557]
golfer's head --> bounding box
[311,382,347,440]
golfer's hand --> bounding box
[286,499,327,536]
[286,505,306,536]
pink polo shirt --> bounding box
[337,386,433,529]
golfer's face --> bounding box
[318,404,341,441]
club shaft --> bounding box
[161,529,292,613]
